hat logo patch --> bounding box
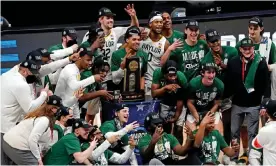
[63,31,66,35]
[53,100,57,104]
[75,123,79,127]
[152,114,159,119]
[24,62,28,66]
[31,64,37,69]
[146,117,150,121]
[42,49,47,53]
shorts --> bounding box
[187,112,221,125]
[86,97,102,116]
[160,103,187,127]
[145,82,152,101]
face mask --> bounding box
[66,39,77,47]
[26,75,38,84]
[78,135,88,143]
[66,118,74,127]
[166,79,177,84]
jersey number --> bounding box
[148,52,153,62]
[102,48,111,60]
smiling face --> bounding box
[202,68,216,86]
[76,127,89,139]
[127,34,141,51]
[239,46,254,58]
[162,12,172,30]
[208,40,221,53]
[99,16,114,30]
[185,27,199,42]
[115,108,129,124]
[150,19,163,34]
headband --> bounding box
[149,15,163,23]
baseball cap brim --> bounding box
[68,33,77,40]
[187,25,199,30]
[151,118,163,124]
[83,124,92,129]
[29,69,40,75]
[207,35,220,43]
[240,43,253,47]
[41,51,53,57]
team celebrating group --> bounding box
[1,3,276,166]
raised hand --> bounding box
[125,121,140,132]
[124,4,136,17]
[151,125,163,144]
[168,39,183,51]
[128,136,136,149]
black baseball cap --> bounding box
[56,106,70,119]
[72,119,91,131]
[98,7,116,17]
[20,60,40,75]
[162,60,177,74]
[144,112,163,130]
[115,105,129,112]
[148,11,162,23]
[26,50,44,65]
[186,20,199,30]
[36,48,52,57]
[240,37,254,47]
[249,17,263,27]
[86,24,104,37]
[205,29,220,43]
[264,99,276,118]
[46,95,62,107]
[77,47,93,57]
[62,27,77,40]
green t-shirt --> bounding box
[138,132,179,162]
[80,70,101,94]
[80,41,91,48]
[200,46,238,82]
[53,124,64,140]
[166,30,184,44]
[48,44,63,52]
[193,129,228,164]
[152,68,188,105]
[111,48,148,73]
[81,142,114,165]
[188,76,224,112]
[43,133,81,165]
[170,39,209,81]
[236,37,276,64]
[100,119,129,146]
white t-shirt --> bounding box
[54,64,95,118]
[252,121,276,165]
[3,116,51,161]
[1,70,47,133]
[82,27,128,81]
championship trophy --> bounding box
[121,57,145,101]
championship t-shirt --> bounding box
[165,30,184,44]
[193,129,228,164]
[170,39,209,81]
[188,76,224,112]
[138,132,179,164]
[43,133,81,165]
[200,46,238,82]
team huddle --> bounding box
[1,4,276,166]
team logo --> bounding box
[200,45,203,49]
[53,100,57,104]
[213,87,217,92]
[158,42,162,49]
[24,62,28,66]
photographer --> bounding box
[151,60,188,144]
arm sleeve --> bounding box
[152,69,161,84]
[108,147,134,164]
[252,128,267,149]
[112,68,124,85]
[14,84,47,114]
[28,117,49,160]
[104,128,129,139]
[66,69,95,91]
[47,69,62,85]
[50,47,74,61]
[90,140,111,160]
[39,58,70,77]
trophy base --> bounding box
[121,91,145,102]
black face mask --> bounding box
[166,79,177,84]
[78,135,88,143]
[26,75,38,84]
[66,39,77,47]
[66,118,74,127]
